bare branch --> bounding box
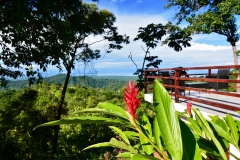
[89,39,106,46]
[141,45,146,53]
[128,52,138,70]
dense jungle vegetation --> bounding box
[1,74,138,91]
[0,81,152,159]
[1,0,239,159]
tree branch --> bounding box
[89,39,106,46]
[128,52,138,71]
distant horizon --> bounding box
[7,73,139,81]
[8,68,224,81]
[1,0,240,79]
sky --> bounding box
[62,0,239,77]
[3,0,240,78]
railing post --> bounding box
[174,69,180,103]
[226,146,230,160]
[208,69,211,76]
[144,70,147,94]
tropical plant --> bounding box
[35,80,240,160]
[129,23,192,89]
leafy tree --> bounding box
[130,23,191,89]
[46,3,129,158]
[0,76,8,87]
[165,0,240,92]
[165,0,240,65]
[0,82,130,159]
[1,0,129,158]
[0,89,53,159]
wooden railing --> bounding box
[144,65,240,111]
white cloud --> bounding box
[2,6,238,77]
[115,14,168,38]
[185,42,230,51]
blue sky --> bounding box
[66,0,238,77]
[12,0,240,78]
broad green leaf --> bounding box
[224,114,239,148]
[177,111,187,117]
[73,108,129,122]
[210,122,230,152]
[179,119,202,160]
[133,142,141,150]
[82,142,110,151]
[98,102,128,118]
[109,138,138,154]
[195,114,208,139]
[34,117,122,129]
[123,131,139,140]
[187,117,202,136]
[142,114,152,137]
[139,132,153,155]
[131,154,159,160]
[210,121,235,146]
[109,126,130,145]
[139,114,153,155]
[153,80,182,160]
[210,115,228,133]
[198,138,222,158]
[153,116,163,151]
[192,108,227,160]
[116,152,132,158]
[236,120,240,132]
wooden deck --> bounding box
[144,65,240,113]
[144,91,240,119]
[144,92,240,160]
[175,91,240,119]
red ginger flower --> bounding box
[124,81,141,119]
[187,101,192,115]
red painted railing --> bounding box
[144,65,240,111]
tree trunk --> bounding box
[232,45,240,93]
[232,45,238,65]
[51,67,72,159]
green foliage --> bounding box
[2,74,131,91]
[153,80,183,160]
[1,2,130,156]
[132,22,191,89]
[139,115,154,155]
[165,0,240,65]
[0,89,53,159]
[229,69,238,92]
[0,83,134,159]
[34,80,205,160]
[237,50,240,56]
[36,79,240,160]
[3,79,240,159]
[0,76,8,87]
[0,0,129,78]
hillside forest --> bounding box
[0,79,152,159]
[1,0,240,159]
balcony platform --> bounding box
[144,92,240,160]
[145,91,240,119]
